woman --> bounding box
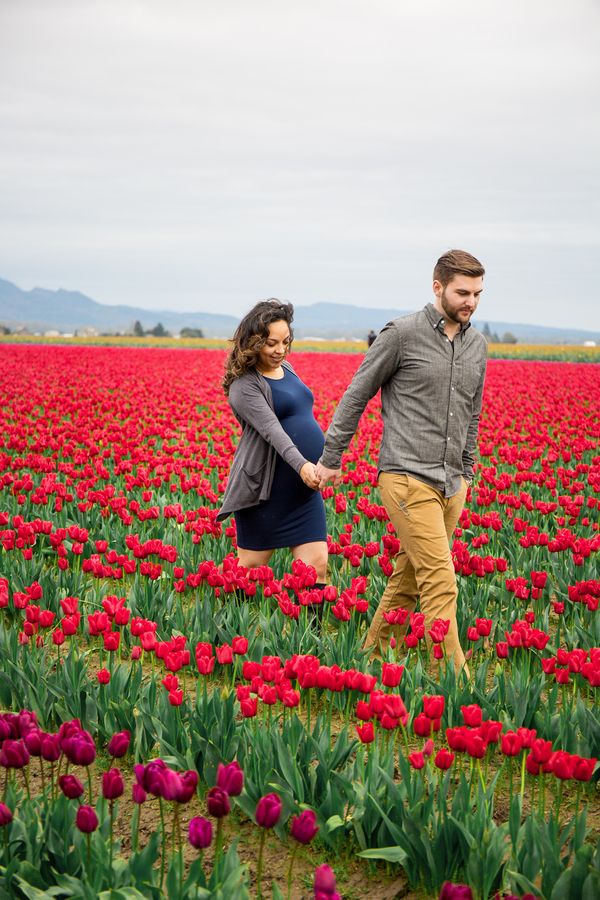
[218,299,328,585]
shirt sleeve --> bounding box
[319,322,403,469]
[462,351,487,480]
[229,377,308,474]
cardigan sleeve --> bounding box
[229,377,308,474]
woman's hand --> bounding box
[300,462,320,490]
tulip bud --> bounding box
[188,815,213,849]
[0,803,13,827]
[206,786,230,818]
[313,863,338,896]
[132,783,147,804]
[255,792,282,829]
[0,739,30,769]
[102,767,125,800]
[76,805,99,833]
[40,732,61,763]
[216,761,244,797]
[63,732,96,767]
[290,809,319,844]
[107,730,131,758]
[58,774,85,799]
[439,882,473,900]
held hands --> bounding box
[300,462,321,490]
[315,462,343,490]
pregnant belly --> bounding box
[283,416,325,463]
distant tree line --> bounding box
[132,321,204,339]
[482,323,517,344]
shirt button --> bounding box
[451,386,455,391]
[447,437,450,441]
[450,412,453,416]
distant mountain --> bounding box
[1,277,599,345]
[0,278,238,338]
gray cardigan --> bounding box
[217,362,308,521]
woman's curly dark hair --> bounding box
[223,299,294,394]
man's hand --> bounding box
[315,462,343,490]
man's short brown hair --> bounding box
[433,249,485,287]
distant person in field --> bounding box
[218,300,328,593]
[367,329,377,347]
[316,249,488,675]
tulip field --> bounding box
[0,342,599,899]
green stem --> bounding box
[256,829,266,900]
[287,845,298,900]
[22,766,31,800]
[38,756,46,795]
[214,817,223,871]
[159,798,166,891]
[519,751,527,807]
[132,802,140,853]
[109,799,114,887]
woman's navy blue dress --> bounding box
[234,368,327,550]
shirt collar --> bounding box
[424,302,471,336]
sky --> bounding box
[1,0,599,330]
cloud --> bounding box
[0,0,598,328]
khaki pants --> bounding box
[364,472,468,674]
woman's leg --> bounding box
[237,548,275,569]
[291,541,328,583]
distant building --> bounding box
[76,326,100,337]
[44,330,61,337]
[583,340,597,347]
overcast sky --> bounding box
[1,0,599,330]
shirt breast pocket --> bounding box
[460,362,484,394]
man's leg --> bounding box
[372,473,466,673]
[364,474,418,655]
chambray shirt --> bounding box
[320,303,488,497]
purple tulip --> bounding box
[206,787,230,818]
[132,783,147,804]
[0,717,12,742]
[16,710,38,738]
[255,792,282,829]
[107,730,131,758]
[439,884,473,900]
[75,805,99,833]
[156,768,182,802]
[58,774,85,799]
[175,770,199,804]
[23,729,43,756]
[40,733,61,763]
[0,803,13,827]
[102,767,125,800]
[188,815,213,849]
[0,739,30,769]
[62,731,96,767]
[135,759,168,797]
[290,809,319,844]
[216,761,244,797]
[314,864,338,897]
[58,718,83,745]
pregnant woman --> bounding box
[218,299,328,585]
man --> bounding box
[316,249,487,674]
